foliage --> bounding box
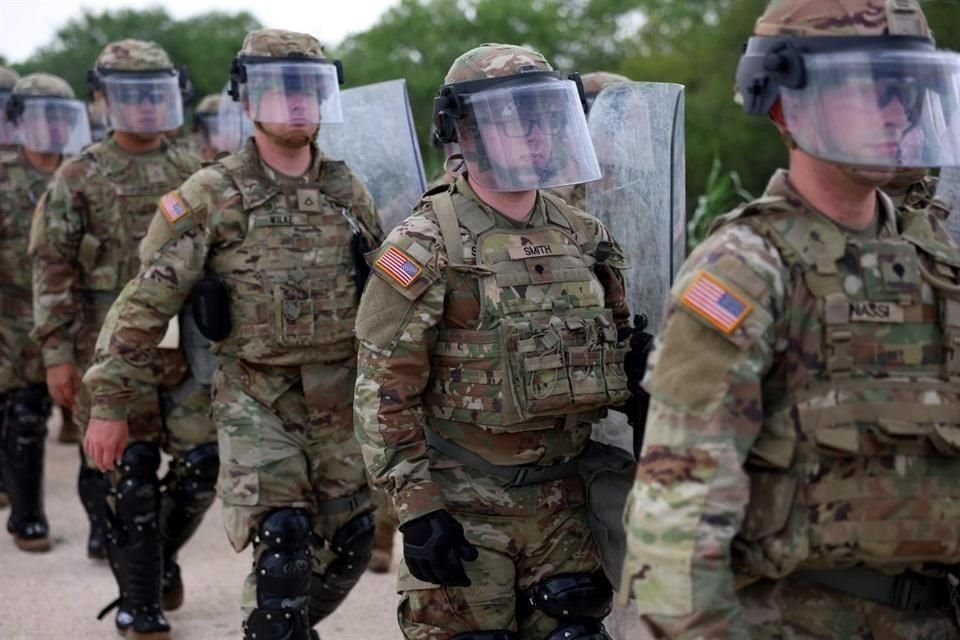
[687,156,753,248]
[12,9,260,102]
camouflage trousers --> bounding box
[739,574,960,639]
[211,357,370,619]
[398,465,601,639]
[0,310,47,393]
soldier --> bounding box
[1,72,90,552]
[30,40,216,639]
[621,1,960,637]
[354,43,632,639]
[0,64,20,510]
[81,29,382,640]
[192,93,222,161]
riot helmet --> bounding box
[7,73,91,154]
[735,0,960,169]
[88,39,186,134]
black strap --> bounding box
[795,568,951,611]
[424,427,580,487]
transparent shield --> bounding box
[217,83,254,153]
[587,82,686,333]
[19,98,91,154]
[243,62,342,125]
[102,74,184,133]
[936,167,960,245]
[781,50,960,168]
[318,79,427,232]
[0,92,20,145]
[459,80,601,192]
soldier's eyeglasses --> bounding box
[114,88,168,106]
[496,112,566,138]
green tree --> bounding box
[13,9,260,101]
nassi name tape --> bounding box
[374,246,422,288]
[681,271,752,334]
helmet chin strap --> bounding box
[254,121,318,149]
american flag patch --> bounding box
[374,246,422,288]
[159,191,190,224]
[680,272,752,334]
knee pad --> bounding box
[544,622,611,640]
[166,442,219,504]
[256,508,312,611]
[451,632,518,640]
[4,385,51,436]
[114,443,162,532]
[329,511,375,583]
[520,572,612,624]
[307,511,375,624]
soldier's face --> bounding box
[478,115,555,176]
[115,92,169,132]
[252,89,321,126]
[794,80,911,164]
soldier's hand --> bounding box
[399,509,479,587]
[46,362,81,409]
[84,418,129,472]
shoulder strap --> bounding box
[542,191,592,251]
[433,190,464,269]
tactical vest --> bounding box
[208,151,359,366]
[425,190,628,433]
[725,203,960,578]
[0,156,46,321]
[76,141,195,325]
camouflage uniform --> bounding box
[30,40,215,639]
[621,2,960,638]
[355,44,631,639]
[82,29,383,639]
[0,73,79,551]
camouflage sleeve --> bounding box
[351,173,385,245]
[82,168,221,420]
[28,157,89,367]
[571,207,631,333]
[354,206,446,525]
[621,223,787,639]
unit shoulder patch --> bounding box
[680,271,753,335]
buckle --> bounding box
[510,467,535,486]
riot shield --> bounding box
[936,167,960,244]
[318,79,427,232]
[587,82,686,334]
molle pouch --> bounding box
[78,233,119,290]
[506,310,629,420]
[854,239,920,302]
[272,283,317,347]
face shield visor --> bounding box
[217,83,254,152]
[453,76,600,192]
[737,37,960,169]
[101,72,184,133]
[0,91,19,145]
[240,61,343,126]
[18,97,92,154]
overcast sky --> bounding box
[1,0,401,63]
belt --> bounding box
[795,568,951,611]
[424,427,581,487]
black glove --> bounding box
[622,314,654,459]
[399,510,478,587]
